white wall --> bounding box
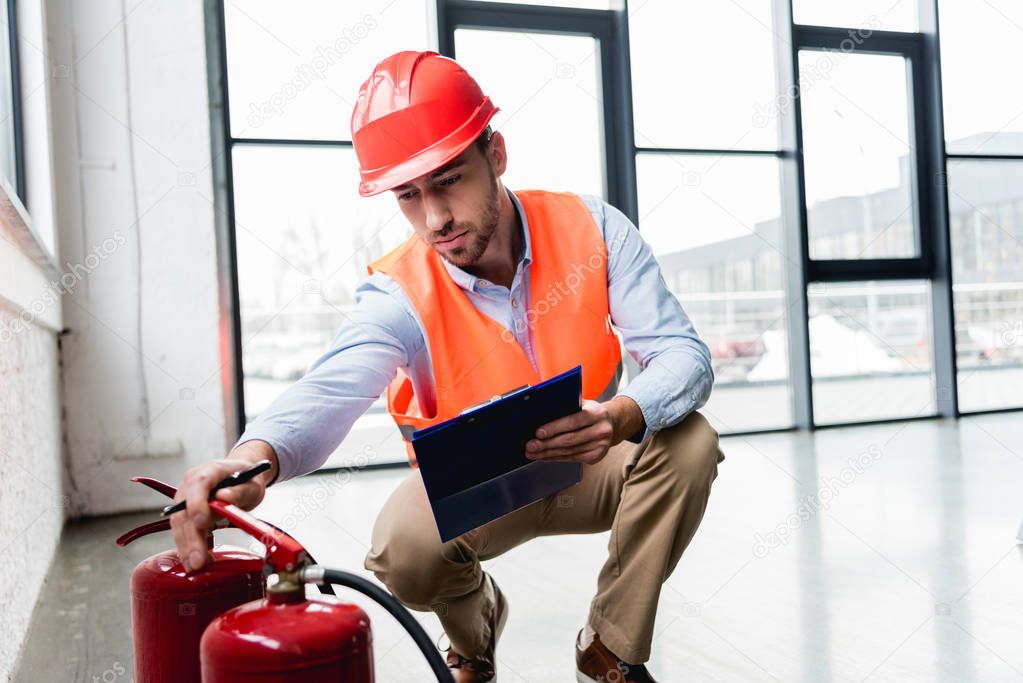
[49,0,227,516]
[0,1,67,678]
[0,297,64,683]
[4,1,232,674]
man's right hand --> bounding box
[169,440,278,571]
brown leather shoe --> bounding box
[445,574,509,682]
[576,630,658,682]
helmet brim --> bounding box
[357,100,499,197]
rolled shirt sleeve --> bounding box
[580,195,714,443]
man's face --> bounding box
[390,135,504,269]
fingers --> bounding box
[170,464,217,571]
[527,422,613,462]
[170,460,267,571]
[214,481,264,510]
[530,447,607,465]
[169,483,211,572]
[534,401,601,440]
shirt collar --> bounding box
[441,188,532,292]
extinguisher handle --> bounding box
[117,517,234,548]
[120,475,310,573]
[130,476,179,499]
[208,500,308,572]
[116,519,173,546]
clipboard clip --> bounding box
[459,384,532,415]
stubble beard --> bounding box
[440,168,500,269]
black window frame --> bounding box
[205,0,1021,457]
[3,0,25,201]
[793,26,933,282]
[773,0,958,427]
[439,0,638,220]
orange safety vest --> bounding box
[367,190,623,465]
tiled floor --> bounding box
[16,413,1023,682]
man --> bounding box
[171,51,724,682]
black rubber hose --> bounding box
[318,568,453,682]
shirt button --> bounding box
[659,418,667,426]
[691,393,698,402]
[512,299,519,308]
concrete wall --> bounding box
[3,0,227,677]
[0,300,64,682]
[49,0,227,516]
[0,1,68,678]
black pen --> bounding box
[160,460,272,517]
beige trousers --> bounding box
[364,410,725,664]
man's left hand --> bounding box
[525,396,644,465]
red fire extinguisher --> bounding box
[119,469,454,682]
[117,476,265,683]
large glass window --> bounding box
[224,1,431,141]
[454,29,604,196]
[0,0,21,198]
[215,0,1023,453]
[637,154,792,431]
[940,0,1023,415]
[224,2,432,466]
[793,0,918,33]
[629,0,778,151]
[939,0,1023,155]
[629,0,792,432]
[808,280,935,424]
[469,0,614,8]
[947,160,1023,412]
[799,51,918,260]
[231,145,412,465]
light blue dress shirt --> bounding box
[237,190,713,482]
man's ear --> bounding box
[488,130,508,177]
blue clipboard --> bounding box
[411,365,584,542]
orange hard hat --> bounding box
[350,51,499,197]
